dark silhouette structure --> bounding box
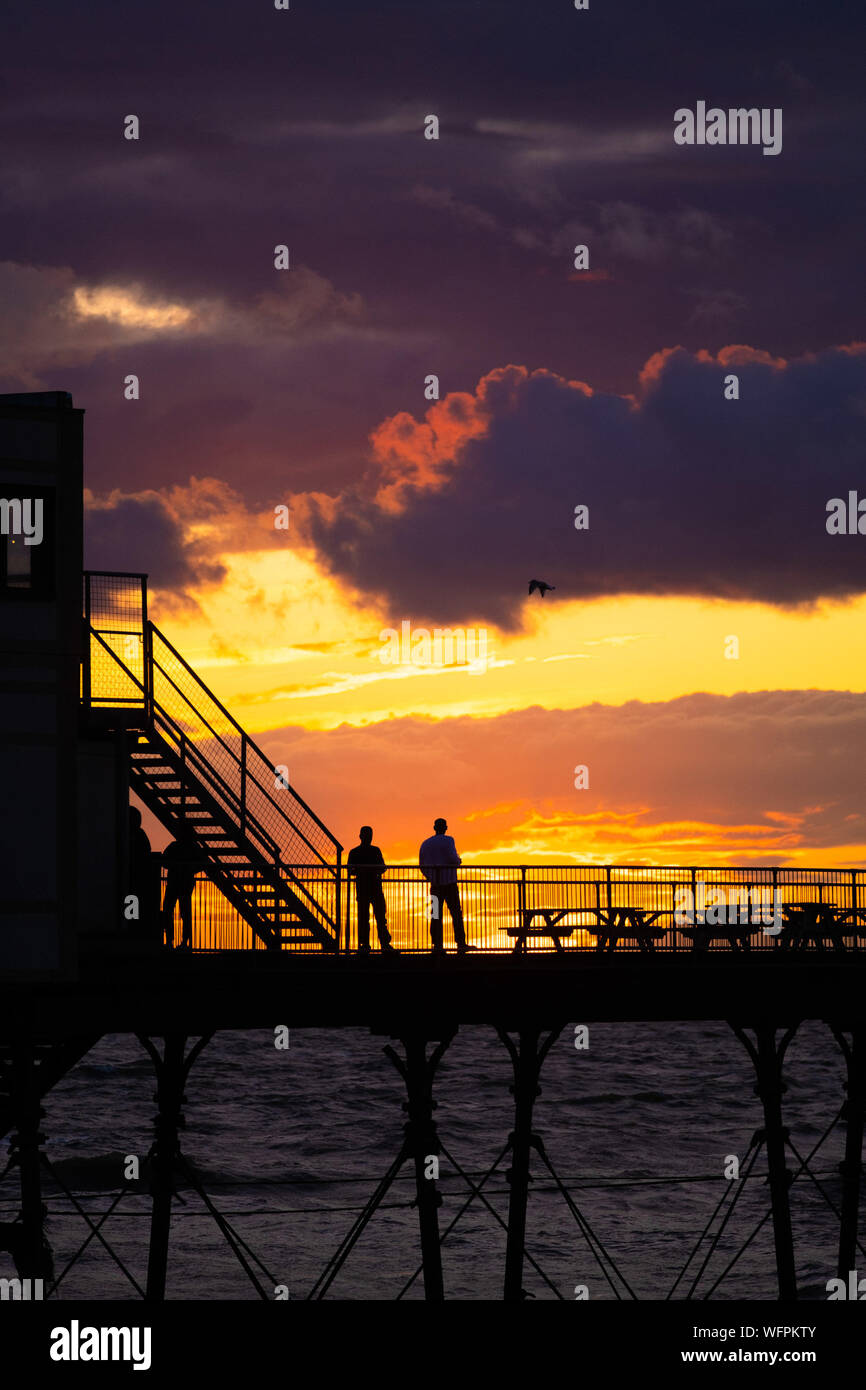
[128,807,159,941]
[162,826,200,950]
[419,818,470,954]
[1,410,864,1299]
[347,827,394,953]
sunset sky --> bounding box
[4,0,866,866]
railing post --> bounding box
[140,577,150,720]
[335,848,343,953]
[240,733,247,836]
[606,864,612,912]
[344,857,354,955]
[143,622,154,725]
[179,733,187,821]
[82,572,92,714]
[271,855,283,952]
[518,866,527,937]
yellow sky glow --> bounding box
[152,547,866,735]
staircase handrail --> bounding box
[148,650,289,860]
[149,622,342,862]
[88,627,341,938]
[88,627,281,860]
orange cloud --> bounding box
[638,342,787,390]
[369,391,488,510]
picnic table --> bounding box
[592,906,668,954]
[680,921,755,952]
[778,902,860,952]
[508,908,577,954]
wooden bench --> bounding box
[507,909,577,954]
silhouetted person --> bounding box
[347,826,396,954]
[419,818,473,954]
[162,825,200,950]
[128,807,158,940]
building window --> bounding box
[0,489,55,597]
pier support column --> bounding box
[730,1022,798,1302]
[138,1032,212,1303]
[8,1043,51,1280]
[827,1025,866,1280]
[497,1025,564,1302]
[383,1031,455,1301]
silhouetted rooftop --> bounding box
[0,391,74,408]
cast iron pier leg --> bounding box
[9,1043,50,1280]
[383,1031,454,1301]
[145,1034,185,1302]
[828,1025,866,1279]
[138,1032,212,1302]
[497,1026,564,1302]
[730,1022,798,1301]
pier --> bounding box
[3,884,865,1301]
[1,396,864,1303]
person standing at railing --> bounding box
[419,818,474,955]
[347,827,397,955]
[162,824,200,950]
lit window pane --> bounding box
[5,536,32,587]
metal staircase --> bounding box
[82,572,343,952]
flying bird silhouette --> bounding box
[528,579,556,598]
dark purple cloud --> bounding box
[304,344,866,628]
[1,0,864,517]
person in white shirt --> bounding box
[418,817,473,953]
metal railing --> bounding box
[153,865,866,955]
[82,571,343,941]
[146,623,341,876]
[82,570,150,709]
